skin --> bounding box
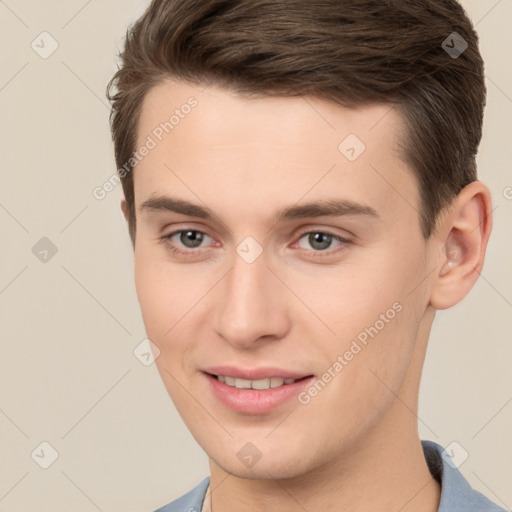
[121,79,492,512]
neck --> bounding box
[205,417,440,512]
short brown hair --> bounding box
[107,0,486,245]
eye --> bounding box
[161,229,214,253]
[296,231,351,255]
[160,228,352,259]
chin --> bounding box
[212,453,311,481]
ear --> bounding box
[429,181,493,310]
[120,198,129,223]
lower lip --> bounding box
[203,372,314,414]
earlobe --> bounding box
[429,181,493,310]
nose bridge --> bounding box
[225,249,270,322]
[212,245,287,346]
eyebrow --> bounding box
[139,196,380,226]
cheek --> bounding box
[134,255,165,332]
[296,300,419,450]
[299,253,422,397]
[133,248,216,371]
[134,256,198,405]
[133,249,190,343]
[294,259,404,342]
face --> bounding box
[130,79,437,479]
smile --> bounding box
[215,375,303,390]
[203,370,315,414]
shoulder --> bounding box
[421,440,507,512]
[153,477,210,512]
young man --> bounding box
[107,1,505,511]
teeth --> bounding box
[236,378,252,389]
[252,378,272,390]
[270,377,284,388]
[216,375,298,390]
[225,376,236,386]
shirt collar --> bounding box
[422,440,506,511]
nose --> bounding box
[211,249,291,349]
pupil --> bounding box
[310,232,331,250]
[181,230,203,248]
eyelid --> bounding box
[160,220,218,240]
[294,225,353,239]
[294,225,354,245]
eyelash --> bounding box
[159,229,352,259]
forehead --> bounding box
[138,79,404,148]
[133,79,418,228]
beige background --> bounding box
[0,0,511,510]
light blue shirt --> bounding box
[154,440,507,511]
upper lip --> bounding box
[203,365,313,380]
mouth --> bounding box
[207,373,311,390]
[202,368,315,414]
